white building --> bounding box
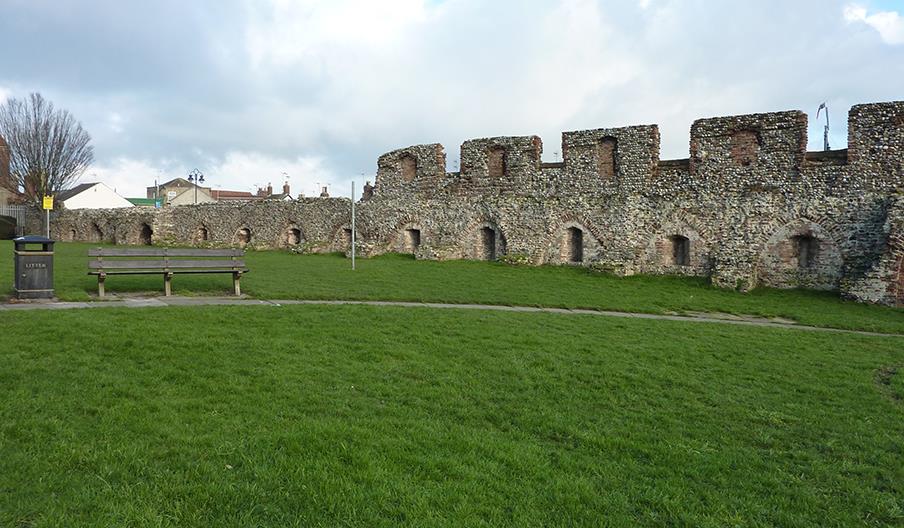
[57,182,134,209]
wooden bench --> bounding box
[88,248,248,298]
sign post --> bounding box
[351,181,356,271]
[42,195,53,238]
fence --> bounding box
[0,204,28,237]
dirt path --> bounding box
[3,296,902,338]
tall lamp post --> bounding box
[187,169,205,204]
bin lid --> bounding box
[14,235,55,243]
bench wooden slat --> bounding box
[88,248,242,257]
[88,269,247,276]
[89,259,245,270]
[87,247,247,297]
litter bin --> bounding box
[13,236,55,299]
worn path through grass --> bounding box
[1,241,902,334]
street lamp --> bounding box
[187,169,205,204]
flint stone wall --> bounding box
[36,101,904,306]
[36,199,352,252]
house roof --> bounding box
[157,177,193,188]
[56,182,98,202]
[128,197,158,206]
[212,189,262,200]
[263,192,293,200]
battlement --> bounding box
[372,101,904,199]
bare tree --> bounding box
[0,93,94,201]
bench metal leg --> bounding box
[233,271,242,296]
[164,272,173,296]
[98,273,106,298]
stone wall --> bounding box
[36,198,352,252]
[36,100,904,306]
[359,101,904,306]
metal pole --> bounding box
[351,181,356,270]
[45,208,49,238]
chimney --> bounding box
[319,186,329,198]
[266,182,273,196]
[283,181,290,196]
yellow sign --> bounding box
[42,195,53,210]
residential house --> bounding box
[57,182,134,209]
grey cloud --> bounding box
[1,0,902,196]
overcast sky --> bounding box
[1,0,902,198]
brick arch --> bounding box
[539,214,609,265]
[330,224,355,252]
[757,218,843,290]
[757,210,847,249]
[280,223,304,248]
[641,212,713,275]
[194,224,210,244]
[459,216,507,260]
[233,227,252,248]
[386,216,425,255]
[644,222,708,274]
[88,222,105,243]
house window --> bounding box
[670,235,690,266]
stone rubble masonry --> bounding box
[33,101,904,306]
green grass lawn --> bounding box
[3,241,902,333]
[1,305,903,527]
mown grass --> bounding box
[1,241,903,334]
[1,304,903,527]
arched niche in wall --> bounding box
[757,219,843,291]
[139,223,153,246]
[195,225,210,244]
[666,235,690,266]
[643,222,708,275]
[392,223,422,254]
[282,225,304,247]
[543,220,603,266]
[330,225,357,252]
[90,223,104,243]
[234,227,252,248]
[463,220,506,261]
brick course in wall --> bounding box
[37,101,904,306]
